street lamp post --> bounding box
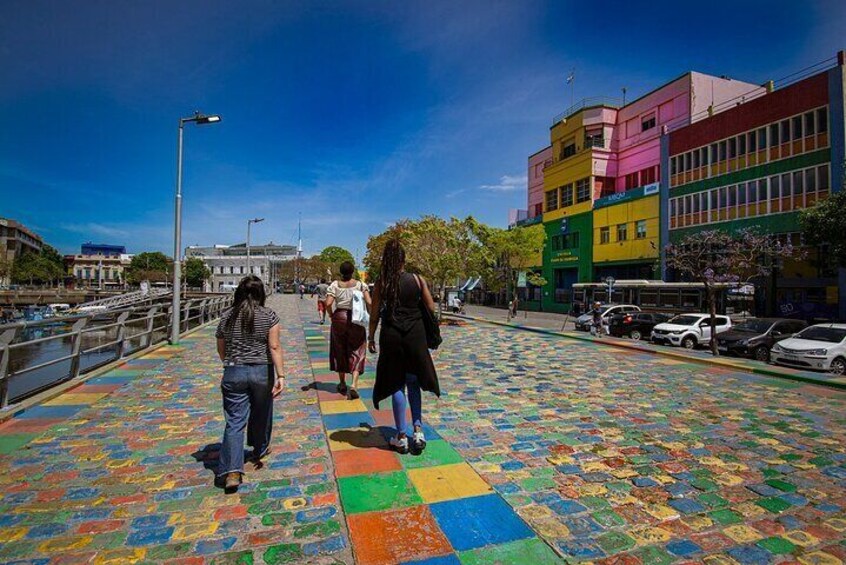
[171,111,221,345]
[246,217,265,278]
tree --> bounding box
[183,257,211,288]
[800,190,846,268]
[0,255,11,285]
[664,228,800,356]
[126,252,171,284]
[11,250,63,286]
[363,220,414,282]
[319,246,354,266]
[484,224,546,307]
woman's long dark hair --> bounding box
[225,275,266,334]
[380,239,405,319]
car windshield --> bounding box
[668,315,701,326]
[794,327,846,343]
[732,320,773,333]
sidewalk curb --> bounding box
[446,313,846,392]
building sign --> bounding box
[593,183,661,210]
[517,271,527,288]
[551,250,578,263]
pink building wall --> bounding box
[527,146,552,218]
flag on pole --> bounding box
[566,70,575,84]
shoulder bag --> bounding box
[351,281,370,328]
[414,275,442,350]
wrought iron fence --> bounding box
[0,296,231,409]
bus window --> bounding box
[681,290,701,310]
[659,289,681,308]
[594,290,608,303]
[640,290,658,308]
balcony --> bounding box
[551,96,622,127]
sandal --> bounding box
[337,383,348,395]
[347,387,359,400]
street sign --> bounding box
[517,271,527,288]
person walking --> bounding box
[368,239,440,455]
[314,278,330,324]
[299,283,306,299]
[325,262,371,400]
[590,301,604,338]
[215,276,285,492]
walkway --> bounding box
[0,294,845,564]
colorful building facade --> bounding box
[533,71,760,312]
[664,54,846,320]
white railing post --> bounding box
[68,317,89,381]
[0,327,19,409]
[115,311,131,360]
[144,306,160,349]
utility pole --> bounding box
[296,213,302,285]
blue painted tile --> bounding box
[126,526,174,546]
[195,537,238,554]
[401,554,462,565]
[726,544,772,565]
[430,494,534,551]
[668,498,706,514]
[322,411,375,431]
[666,539,701,557]
[16,405,85,419]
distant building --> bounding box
[65,252,133,289]
[185,242,298,292]
[81,242,126,257]
[0,217,44,285]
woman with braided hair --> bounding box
[368,239,440,454]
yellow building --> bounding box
[591,185,660,280]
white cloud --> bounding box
[479,174,527,192]
[60,222,130,239]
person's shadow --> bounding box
[328,424,395,451]
[192,443,258,488]
[300,381,338,394]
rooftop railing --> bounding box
[551,97,622,127]
[0,296,231,409]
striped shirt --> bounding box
[215,306,280,365]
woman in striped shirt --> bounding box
[215,276,285,492]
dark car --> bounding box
[716,318,808,362]
[608,312,671,340]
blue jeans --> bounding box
[218,364,274,476]
[391,373,422,436]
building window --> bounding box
[616,223,628,242]
[576,178,591,202]
[641,114,656,131]
[718,141,727,162]
[635,220,647,239]
[625,172,639,190]
[584,128,603,148]
[641,166,657,186]
[600,227,610,244]
[229,267,234,274]
[780,120,790,144]
[747,130,757,152]
[545,188,559,212]
[804,112,816,136]
[791,116,803,140]
[769,123,779,147]
[728,138,737,159]
[818,107,828,133]
[710,144,718,163]
[738,134,747,156]
[561,184,574,207]
[561,140,576,159]
[670,157,677,175]
[563,232,580,249]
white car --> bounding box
[574,304,641,331]
[651,313,732,349]
[770,324,846,375]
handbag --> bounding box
[351,282,370,328]
[414,275,442,350]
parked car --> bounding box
[771,324,846,374]
[574,304,641,331]
[608,312,671,340]
[716,318,808,362]
[651,313,732,349]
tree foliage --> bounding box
[800,189,846,268]
[664,228,799,355]
[11,247,65,286]
[481,224,546,301]
[183,257,211,288]
[318,246,354,266]
[127,252,172,284]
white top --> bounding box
[328,280,367,310]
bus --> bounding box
[572,280,754,316]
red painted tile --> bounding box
[78,519,125,534]
[348,505,453,565]
[333,448,402,478]
[213,505,248,521]
[0,418,64,433]
[72,384,121,394]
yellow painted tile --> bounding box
[283,498,308,510]
[320,399,367,414]
[407,462,494,504]
[703,555,740,565]
[94,548,147,564]
[533,517,570,539]
[518,505,553,520]
[630,526,672,545]
[38,536,94,553]
[824,517,846,532]
[172,522,219,541]
[0,527,28,543]
[682,515,714,531]
[734,502,767,518]
[798,552,843,565]
[784,530,820,547]
[576,484,607,497]
[105,459,136,469]
[643,504,679,521]
[715,474,745,486]
[474,462,500,474]
[610,468,639,479]
[723,525,762,543]
[44,392,108,405]
[326,426,388,452]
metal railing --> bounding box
[75,287,172,310]
[0,296,231,409]
[552,97,622,126]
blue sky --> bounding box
[2,1,845,261]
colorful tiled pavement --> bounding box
[2,294,845,564]
[299,304,561,565]
[0,295,352,564]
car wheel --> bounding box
[681,336,696,350]
[753,346,770,363]
[830,357,846,376]
[630,329,642,341]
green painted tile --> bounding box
[698,493,728,509]
[764,479,796,493]
[0,434,38,455]
[401,440,464,469]
[263,543,304,564]
[756,536,797,555]
[633,545,675,565]
[338,471,422,514]
[458,537,560,565]
[756,497,792,514]
[519,477,557,492]
[146,542,195,560]
[709,509,743,525]
[293,519,341,539]
[261,512,295,527]
[580,496,612,511]
[597,531,636,554]
[592,510,626,528]
[209,550,255,565]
